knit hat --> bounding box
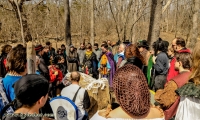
[137,40,149,48]
[113,64,150,116]
[14,74,49,106]
[35,44,44,52]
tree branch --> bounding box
[0,4,14,11]
[162,0,173,14]
[31,0,44,10]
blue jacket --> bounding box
[2,75,22,102]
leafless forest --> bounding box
[0,0,199,48]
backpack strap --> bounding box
[72,87,81,102]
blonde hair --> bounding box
[190,41,200,85]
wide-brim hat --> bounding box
[137,40,149,48]
[123,40,131,45]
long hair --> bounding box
[125,44,145,65]
[189,41,200,85]
[152,38,168,56]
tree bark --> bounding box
[147,0,163,48]
[64,0,72,47]
[14,0,25,45]
[90,0,94,46]
[188,0,199,49]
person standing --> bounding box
[137,40,150,66]
[82,45,98,78]
[93,43,101,62]
[0,44,12,78]
[35,45,50,81]
[2,46,27,102]
[98,44,115,89]
[2,74,50,120]
[174,41,200,120]
[77,43,86,69]
[167,37,190,81]
[61,71,90,120]
[155,51,192,120]
[46,41,56,61]
[152,39,169,91]
[67,45,79,72]
[116,44,125,69]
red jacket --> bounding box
[49,65,63,83]
[166,48,191,82]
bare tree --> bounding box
[188,0,199,49]
[64,0,71,47]
[147,0,163,47]
[7,0,32,44]
[90,0,94,46]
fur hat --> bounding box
[113,64,150,116]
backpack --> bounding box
[0,77,14,115]
[50,87,81,120]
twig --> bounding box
[31,0,44,10]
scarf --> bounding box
[85,51,93,59]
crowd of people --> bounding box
[0,37,199,120]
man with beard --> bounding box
[167,37,190,81]
[155,51,192,120]
[98,44,115,90]
[35,45,50,81]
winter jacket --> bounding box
[94,49,101,61]
[167,48,191,81]
[154,52,169,75]
[77,49,85,65]
[38,55,50,81]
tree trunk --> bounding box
[8,0,32,45]
[174,0,178,37]
[64,0,72,47]
[147,0,163,48]
[13,0,24,45]
[188,0,199,49]
[90,0,94,46]
[122,0,133,41]
[108,0,120,41]
[80,0,83,41]
[131,1,138,43]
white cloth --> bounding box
[61,84,86,115]
[90,111,165,120]
[175,96,200,120]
